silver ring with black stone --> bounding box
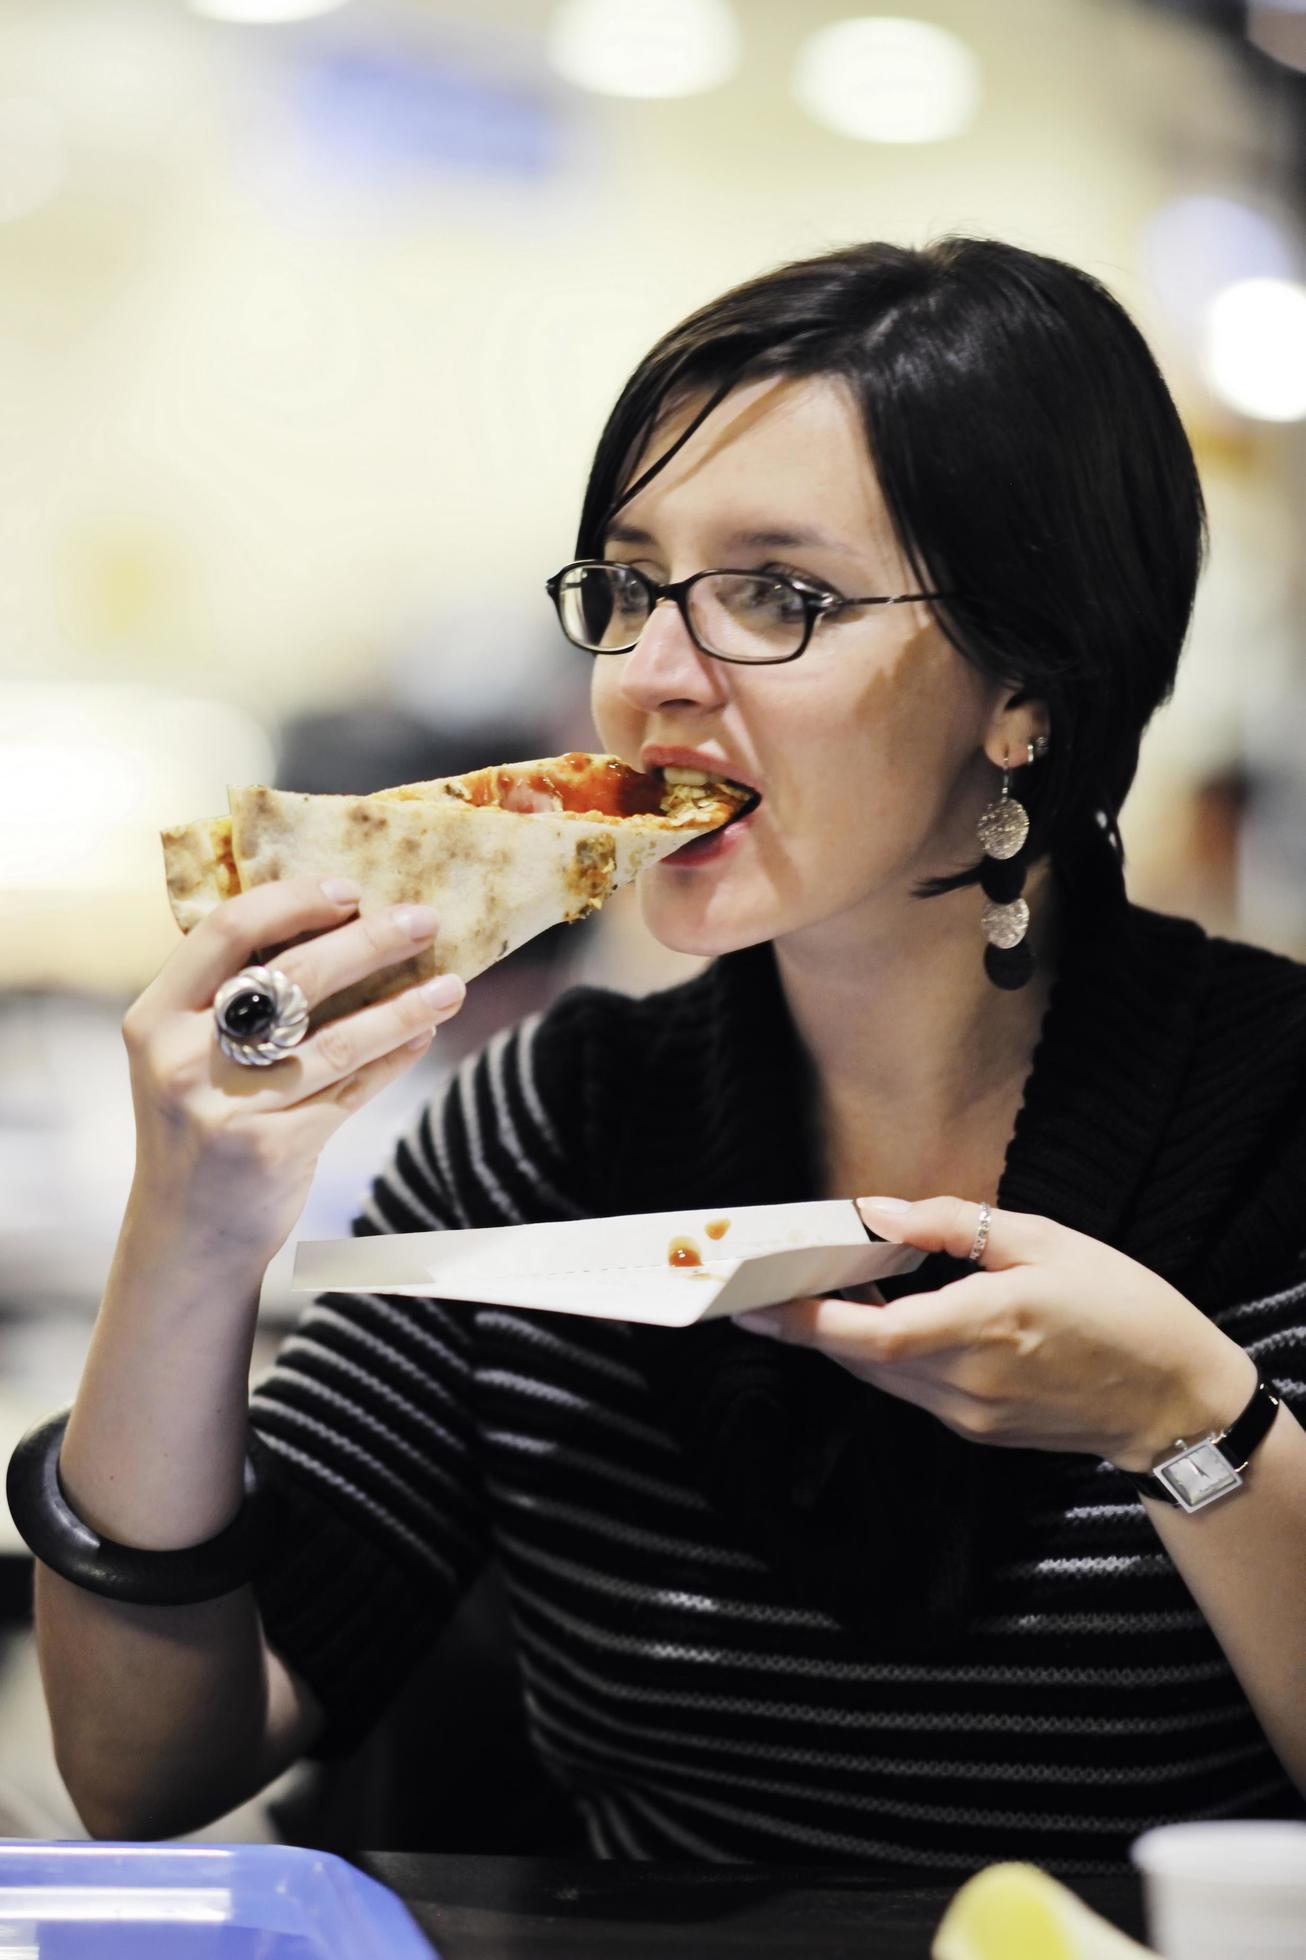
[213,964,310,1068]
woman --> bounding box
[20,239,1306,1873]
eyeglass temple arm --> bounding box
[824,590,957,612]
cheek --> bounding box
[778,639,966,847]
[840,627,980,776]
[589,662,628,753]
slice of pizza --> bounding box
[161,753,754,1021]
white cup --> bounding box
[1132,1821,1306,1958]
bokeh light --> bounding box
[1142,195,1298,326]
[546,0,740,100]
[188,0,353,22]
[0,688,274,895]
[793,16,981,144]
[1202,278,1306,422]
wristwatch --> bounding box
[1126,1373,1282,1513]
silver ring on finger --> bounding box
[213,964,310,1068]
[967,1201,993,1266]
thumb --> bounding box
[855,1195,1034,1271]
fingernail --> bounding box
[406,1029,435,1052]
[394,904,439,941]
[735,1309,780,1336]
[858,1195,911,1214]
[420,973,465,1011]
[321,877,361,905]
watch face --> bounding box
[1157,1441,1242,1512]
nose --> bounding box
[616,595,729,715]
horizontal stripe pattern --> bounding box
[249,993,1306,1875]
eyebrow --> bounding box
[605,521,858,557]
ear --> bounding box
[982,689,1050,771]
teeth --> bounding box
[661,766,755,797]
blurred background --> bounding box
[0,0,1304,1841]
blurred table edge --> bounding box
[353,1851,1149,1958]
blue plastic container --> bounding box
[0,1842,437,1957]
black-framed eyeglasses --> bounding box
[545,560,954,666]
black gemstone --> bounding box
[222,988,276,1038]
[984,942,1036,991]
[980,850,1027,903]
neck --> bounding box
[773,870,1057,1196]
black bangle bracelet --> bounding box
[5,1408,263,1606]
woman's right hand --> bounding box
[121,876,465,1266]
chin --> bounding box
[638,877,777,963]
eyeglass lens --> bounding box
[557,565,809,662]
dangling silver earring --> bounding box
[977,739,1045,990]
[977,753,1030,862]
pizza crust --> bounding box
[160,815,240,933]
[161,755,748,1022]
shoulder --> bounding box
[1127,902,1306,1065]
[1196,923,1306,1148]
[1203,926,1306,1043]
[1124,906,1306,1299]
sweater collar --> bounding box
[993,892,1210,1271]
[696,856,1212,1275]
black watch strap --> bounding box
[1126,1374,1282,1512]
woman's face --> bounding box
[589,373,1012,960]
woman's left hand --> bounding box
[735,1197,1256,1473]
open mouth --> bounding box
[656,765,762,829]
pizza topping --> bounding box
[448,758,668,821]
[658,775,755,828]
[564,833,618,918]
[423,755,752,829]
[652,765,759,829]
[669,786,757,828]
[502,782,564,814]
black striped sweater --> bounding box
[249,892,1306,1874]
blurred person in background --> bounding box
[16,238,1306,1876]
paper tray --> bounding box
[293,1199,925,1326]
[0,1842,435,1957]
